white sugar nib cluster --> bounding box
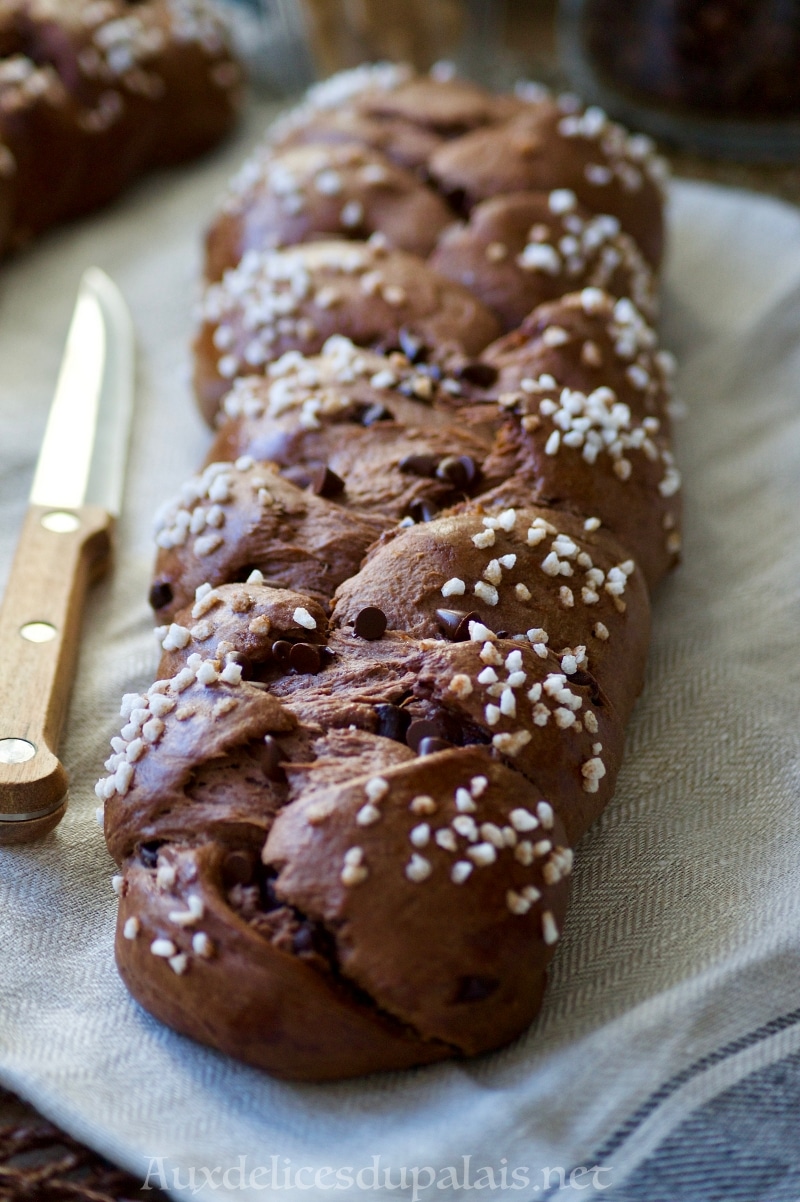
[95,650,244,814]
[338,769,570,947]
[101,61,681,1081]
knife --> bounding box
[0,268,134,844]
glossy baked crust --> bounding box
[100,67,680,1081]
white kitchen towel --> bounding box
[1,100,800,1202]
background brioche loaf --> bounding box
[0,0,242,255]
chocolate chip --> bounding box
[436,455,479,490]
[261,736,285,782]
[458,361,498,388]
[225,651,253,681]
[289,641,322,674]
[310,464,345,499]
[444,186,469,216]
[374,703,411,743]
[360,402,393,426]
[398,327,428,363]
[566,667,604,706]
[292,924,315,954]
[271,640,291,663]
[353,606,387,640]
[222,849,256,886]
[436,608,466,638]
[408,499,437,522]
[406,718,443,752]
[138,842,161,869]
[148,581,173,611]
[454,975,500,1003]
[456,611,484,640]
[436,608,481,641]
[398,453,438,478]
[418,736,453,756]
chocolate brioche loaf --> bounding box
[0,0,241,254]
[98,67,681,1081]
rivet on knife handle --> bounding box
[0,505,113,841]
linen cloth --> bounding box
[1,100,800,1201]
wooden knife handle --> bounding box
[0,504,113,843]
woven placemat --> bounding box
[0,1089,167,1202]
[4,6,800,1194]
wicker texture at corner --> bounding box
[0,1090,167,1201]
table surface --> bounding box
[3,0,799,1182]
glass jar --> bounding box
[558,0,800,160]
[217,0,528,97]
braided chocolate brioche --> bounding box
[0,0,241,254]
[99,67,681,1081]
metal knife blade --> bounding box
[0,268,135,842]
[30,267,134,515]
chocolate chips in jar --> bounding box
[559,0,800,158]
